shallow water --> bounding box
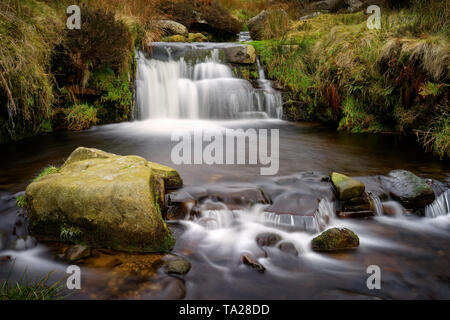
[0,119,449,300]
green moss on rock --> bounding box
[311,227,359,252]
[331,172,365,201]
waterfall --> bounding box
[135,44,282,120]
[368,193,384,216]
[425,190,450,218]
[262,198,335,233]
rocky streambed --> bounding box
[0,120,448,299]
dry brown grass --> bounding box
[0,0,63,139]
[95,0,163,45]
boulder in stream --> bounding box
[382,170,435,212]
[26,147,182,252]
[311,227,359,252]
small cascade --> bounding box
[262,212,318,232]
[262,198,335,233]
[425,190,450,218]
[238,31,251,42]
[198,209,237,229]
[256,58,266,80]
[315,198,336,229]
[135,43,283,120]
[368,193,384,216]
[381,201,405,217]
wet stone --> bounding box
[64,244,91,262]
[311,227,359,252]
[241,253,265,272]
[256,233,282,247]
[338,210,375,218]
[163,257,191,275]
[382,170,435,211]
[278,242,298,256]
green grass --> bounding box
[60,225,82,242]
[252,4,449,158]
[63,104,98,131]
[15,195,27,208]
[33,165,60,182]
[0,270,66,300]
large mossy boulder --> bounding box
[331,172,365,201]
[311,227,359,252]
[25,147,183,252]
[382,170,435,211]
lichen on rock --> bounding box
[311,227,359,251]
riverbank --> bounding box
[239,1,449,159]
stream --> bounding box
[0,42,449,300]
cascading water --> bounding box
[368,193,384,216]
[135,43,282,120]
[425,190,450,218]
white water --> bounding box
[135,47,282,120]
[425,190,450,218]
[368,194,384,216]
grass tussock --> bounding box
[0,0,63,142]
[33,165,60,182]
[16,195,28,208]
[63,103,98,131]
[0,269,66,300]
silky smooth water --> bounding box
[135,44,282,120]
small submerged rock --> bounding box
[277,242,298,256]
[256,233,281,247]
[64,244,91,262]
[311,228,359,252]
[163,257,191,275]
[241,253,265,273]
